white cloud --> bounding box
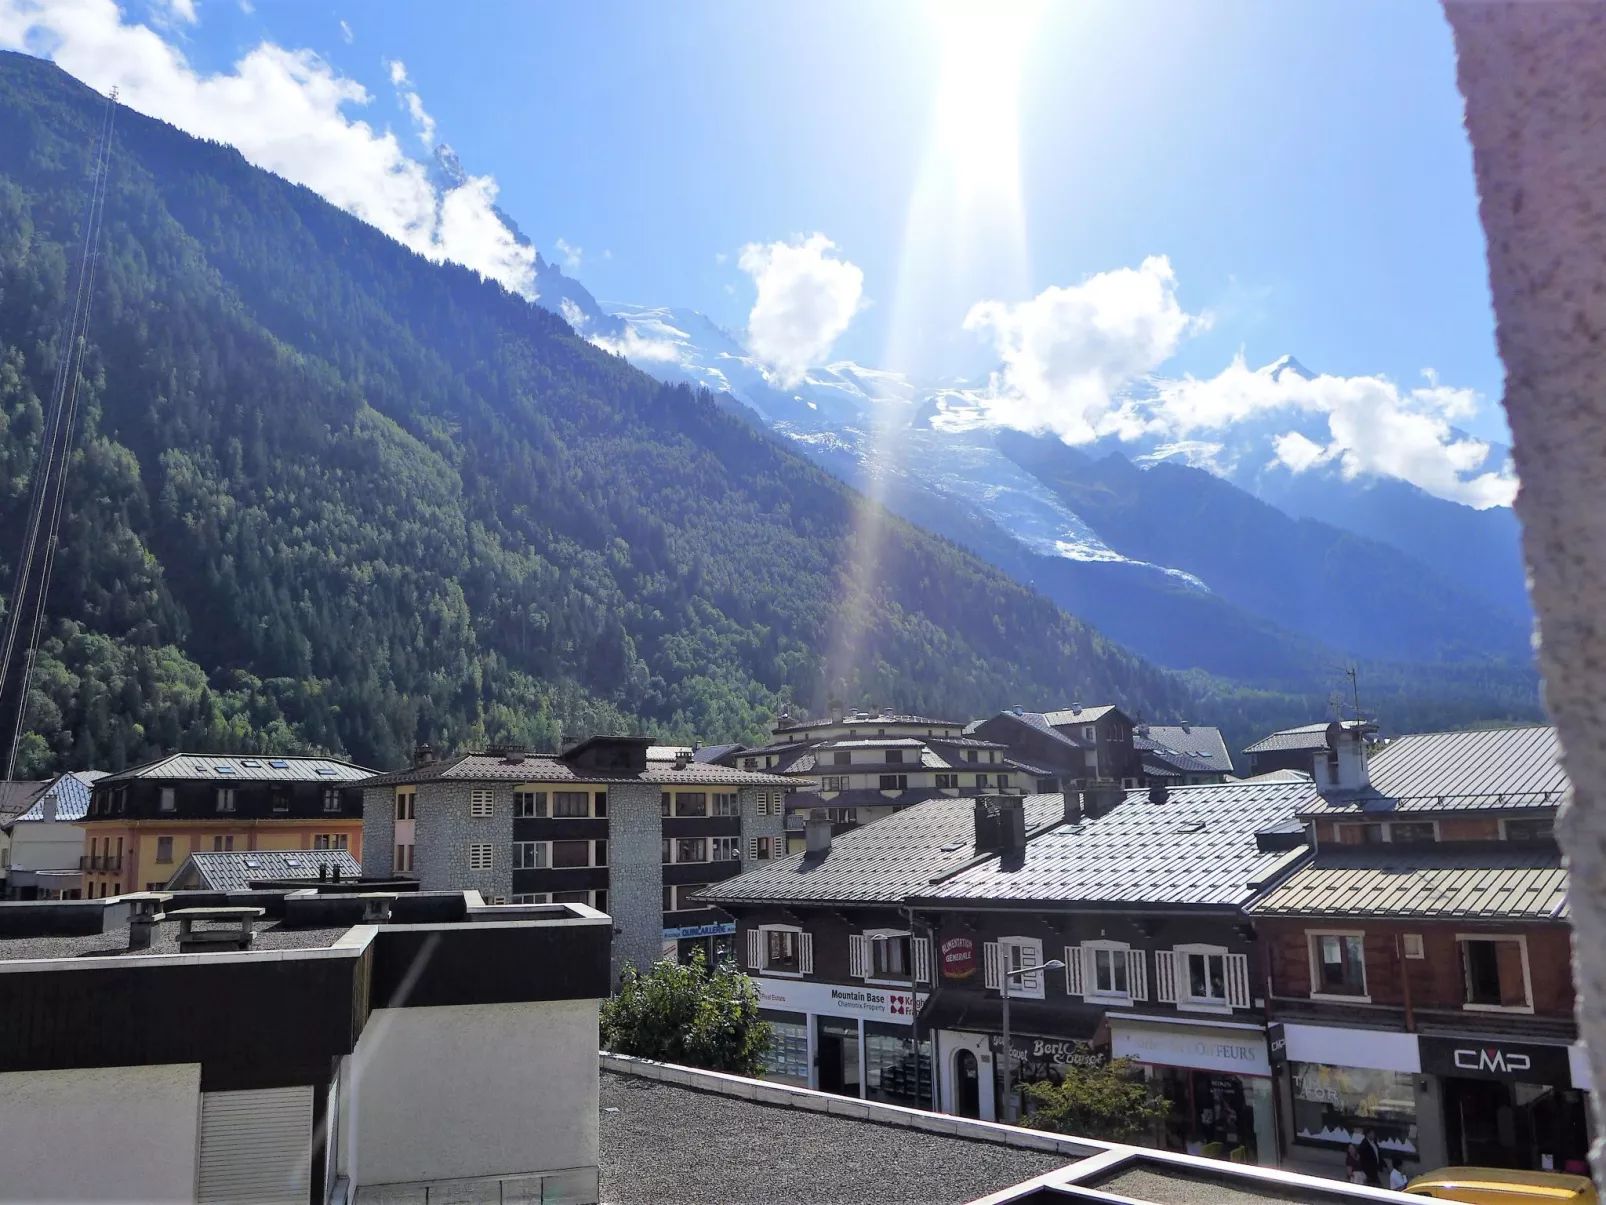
[338,18,352,43]
[589,326,683,363]
[386,58,435,148]
[555,237,582,271]
[0,0,535,297]
[714,251,727,264]
[163,0,197,23]
[962,256,1206,444]
[1271,430,1332,473]
[738,233,865,388]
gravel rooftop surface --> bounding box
[0,919,349,959]
[597,1072,1069,1205]
[1096,1167,1376,1205]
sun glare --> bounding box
[930,0,1040,197]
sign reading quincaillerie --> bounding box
[662,921,736,940]
[754,977,927,1024]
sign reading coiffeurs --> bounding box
[941,936,976,979]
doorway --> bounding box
[955,1050,980,1118]
[816,1018,860,1098]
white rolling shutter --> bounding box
[746,928,763,970]
[1225,952,1252,1009]
[983,941,1002,990]
[1128,949,1148,1001]
[197,1085,312,1205]
[913,937,932,985]
[849,934,870,979]
[1064,946,1085,997]
[799,932,814,975]
[1154,950,1177,1003]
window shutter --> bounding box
[1129,949,1148,1002]
[747,836,758,862]
[746,929,763,970]
[913,937,932,985]
[799,932,814,975]
[1064,946,1084,997]
[1155,950,1177,1003]
[1226,952,1252,1009]
[983,941,1002,990]
[849,934,870,979]
[1018,941,1042,995]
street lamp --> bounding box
[1000,958,1066,1124]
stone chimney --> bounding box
[413,744,436,768]
[1148,782,1169,806]
[1314,721,1375,794]
[805,807,833,855]
[1062,789,1083,824]
[40,791,56,824]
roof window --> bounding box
[214,765,236,774]
[241,759,262,768]
[315,767,337,776]
[269,760,290,768]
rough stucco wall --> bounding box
[1442,0,1606,1173]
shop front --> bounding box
[752,977,930,1107]
[1420,1034,1591,1174]
[661,919,736,966]
[988,1031,1106,1124]
[1272,1023,1425,1177]
[1110,1017,1275,1165]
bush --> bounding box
[1021,1057,1171,1142]
[600,949,773,1076]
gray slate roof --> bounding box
[914,782,1314,910]
[1136,724,1232,775]
[98,754,373,784]
[0,779,50,822]
[697,794,1066,906]
[9,772,106,823]
[165,849,362,891]
[1299,726,1564,815]
[1243,721,1362,755]
[1248,847,1568,921]
[361,752,795,788]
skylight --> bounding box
[269,760,290,769]
[215,765,236,774]
[315,767,337,776]
[241,759,262,767]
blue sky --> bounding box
[1,0,1517,497]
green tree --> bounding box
[600,950,772,1076]
[1021,1058,1171,1143]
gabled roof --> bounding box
[97,754,374,784]
[1136,725,1232,775]
[697,794,1066,906]
[0,779,51,822]
[360,752,796,788]
[692,744,742,764]
[1243,721,1363,755]
[913,781,1314,911]
[1299,726,1564,816]
[1248,847,1568,921]
[164,849,363,892]
[1040,705,1121,727]
[984,711,1086,753]
[772,712,962,734]
[9,772,106,824]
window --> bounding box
[159,787,176,813]
[1391,822,1437,843]
[215,788,236,813]
[713,792,738,816]
[271,788,290,813]
[1336,822,1384,844]
[833,751,851,765]
[935,774,957,789]
[553,890,590,905]
[394,789,416,820]
[155,836,174,864]
[552,839,591,868]
[468,843,493,871]
[1504,817,1555,842]
[822,775,848,792]
[212,835,234,851]
[1094,947,1129,995]
[712,836,740,860]
[513,841,546,870]
[663,885,675,911]
[743,758,758,771]
[966,750,978,763]
[827,807,857,823]
[1082,725,1096,741]
[975,774,989,788]
[748,836,774,861]
[675,791,708,816]
[1460,935,1531,1009]
[766,928,800,973]
[594,839,608,866]
[879,774,908,791]
[676,837,708,863]
[514,790,546,818]
[1187,950,1228,1001]
[395,844,415,872]
[511,893,547,904]
[996,774,1010,789]
[665,885,710,912]
[1158,945,1252,1010]
[314,834,331,850]
[1310,932,1368,998]
[1067,942,1147,1002]
[1291,1065,1419,1159]
[594,791,607,817]
[470,789,494,817]
[323,788,342,813]
[1402,933,1425,959]
[552,791,589,817]
[886,749,904,764]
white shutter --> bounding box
[1129,949,1148,1002]
[983,941,1002,990]
[1018,941,1042,995]
[1155,949,1177,1003]
[799,932,814,975]
[1064,946,1085,996]
[747,836,758,862]
[849,934,870,979]
[198,1086,312,1205]
[913,937,932,984]
[1226,952,1252,1009]
[747,928,763,970]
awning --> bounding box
[920,991,1102,1043]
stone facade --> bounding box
[362,787,396,877]
[606,782,662,983]
[374,780,514,902]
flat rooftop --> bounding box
[597,1072,1068,1204]
[0,917,349,960]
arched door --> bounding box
[955,1049,981,1118]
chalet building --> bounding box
[1247,724,1590,1178]
[357,736,795,978]
[80,756,371,898]
[1,772,104,900]
[969,706,1234,792]
[713,709,1040,854]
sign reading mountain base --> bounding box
[942,937,976,979]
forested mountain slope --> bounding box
[0,53,1192,773]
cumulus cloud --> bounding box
[962,256,1205,444]
[738,234,865,387]
[0,0,536,297]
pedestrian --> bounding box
[1388,1159,1409,1191]
[1357,1127,1383,1187]
[1345,1143,1363,1184]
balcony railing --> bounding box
[78,854,122,872]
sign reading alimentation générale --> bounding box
[1417,1035,1573,1085]
[754,977,928,1024]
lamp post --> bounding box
[1000,957,1066,1124]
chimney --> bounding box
[1179,720,1191,734]
[830,700,844,724]
[331,862,342,883]
[1314,721,1374,794]
[1062,790,1083,824]
[1148,783,1169,806]
[319,863,329,881]
[127,895,165,952]
[974,796,1026,858]
[413,744,436,768]
[40,791,56,824]
[805,807,833,855]
[1071,701,1083,716]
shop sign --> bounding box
[987,1033,1106,1083]
[941,936,976,979]
[662,921,736,940]
[753,976,927,1024]
[1418,1035,1572,1085]
[1111,1021,1271,1077]
[1267,1023,1287,1067]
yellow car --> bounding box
[1404,1167,1598,1204]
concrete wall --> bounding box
[346,999,598,1195]
[0,1062,201,1202]
[9,821,84,874]
[608,782,661,982]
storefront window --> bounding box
[864,1021,930,1108]
[816,1017,860,1097]
[1290,1063,1418,1160]
[1149,1067,1273,1164]
[760,1011,809,1087]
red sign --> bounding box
[941,936,976,979]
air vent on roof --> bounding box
[270,760,289,769]
[241,759,262,768]
[940,841,965,853]
[1175,820,1206,834]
